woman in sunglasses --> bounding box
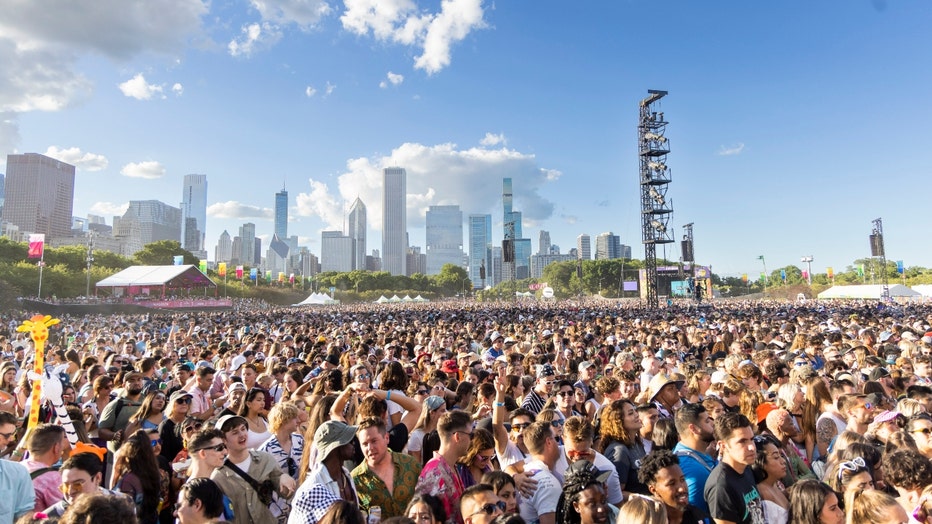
[456,428,496,488]
[826,453,875,502]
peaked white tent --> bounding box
[375,295,389,303]
[293,292,337,306]
[817,284,921,300]
[414,295,429,302]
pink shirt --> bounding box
[25,459,63,511]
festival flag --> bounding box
[236,265,244,279]
[27,234,45,259]
[827,267,834,279]
[759,272,766,282]
[897,260,905,274]
[278,272,285,282]
[802,270,809,280]
[741,274,748,283]
[218,263,227,277]
[856,264,865,277]
[173,255,184,266]
[265,270,271,282]
[289,273,295,283]
[780,269,787,282]
[249,268,257,280]
[199,260,207,274]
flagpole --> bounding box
[37,247,45,298]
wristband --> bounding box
[494,402,506,407]
[386,391,392,402]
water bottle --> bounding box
[368,506,381,524]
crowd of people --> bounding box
[0,298,930,524]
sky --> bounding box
[2,0,931,278]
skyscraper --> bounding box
[577,234,591,260]
[426,205,463,275]
[215,230,232,263]
[502,177,530,280]
[181,174,207,255]
[113,200,182,256]
[348,197,366,271]
[538,230,551,256]
[274,187,288,239]
[0,173,5,216]
[595,232,622,260]
[321,231,352,272]
[382,167,407,276]
[468,214,492,289]
[239,223,256,266]
[2,153,75,239]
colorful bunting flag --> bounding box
[27,234,44,259]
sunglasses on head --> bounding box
[837,457,867,480]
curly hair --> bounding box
[882,449,932,491]
[380,361,410,392]
[58,493,139,524]
[593,375,619,396]
[637,449,680,487]
[597,399,638,450]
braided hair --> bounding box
[555,460,609,524]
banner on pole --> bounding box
[249,268,257,280]
[827,267,834,279]
[27,234,45,259]
[199,260,207,274]
[236,265,244,279]
[897,260,905,274]
[173,255,184,265]
[218,263,227,277]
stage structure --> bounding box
[870,218,890,300]
[638,89,675,308]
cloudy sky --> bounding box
[2,0,931,276]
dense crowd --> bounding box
[0,298,931,524]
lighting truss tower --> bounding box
[871,218,890,301]
[638,89,674,308]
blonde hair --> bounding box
[844,489,901,524]
[617,495,667,524]
[897,398,926,418]
[268,402,300,432]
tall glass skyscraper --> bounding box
[426,205,463,275]
[274,187,288,239]
[348,197,366,271]
[382,167,407,276]
[468,214,492,289]
[181,174,207,254]
[2,153,75,239]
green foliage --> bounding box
[133,240,198,266]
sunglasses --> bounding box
[509,423,531,432]
[175,397,192,404]
[150,439,162,447]
[550,419,565,428]
[837,457,867,480]
[911,427,932,436]
[286,457,298,477]
[469,501,506,518]
[416,389,429,395]
[195,442,227,453]
[455,430,474,439]
[557,391,574,398]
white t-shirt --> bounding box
[497,440,527,471]
[519,459,561,524]
[553,447,624,506]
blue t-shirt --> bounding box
[673,442,718,514]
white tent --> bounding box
[913,285,932,298]
[389,295,402,303]
[817,284,921,300]
[414,295,429,302]
[402,295,413,302]
[375,295,389,303]
[293,292,337,306]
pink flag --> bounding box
[27,234,45,259]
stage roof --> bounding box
[96,265,216,289]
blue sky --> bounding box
[2,0,930,277]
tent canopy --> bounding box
[294,292,337,306]
[817,284,920,300]
[96,265,215,290]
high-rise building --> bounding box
[231,236,242,265]
[321,231,352,273]
[538,230,551,255]
[595,232,622,260]
[348,197,366,271]
[239,223,256,266]
[2,153,75,239]
[180,174,207,255]
[266,234,290,276]
[0,173,5,216]
[425,205,463,275]
[406,246,427,276]
[468,214,492,289]
[530,252,576,279]
[502,178,531,281]
[274,187,288,239]
[577,234,591,260]
[215,230,232,263]
[382,167,407,275]
[113,200,182,256]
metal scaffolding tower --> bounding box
[871,218,890,301]
[638,89,674,308]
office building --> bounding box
[382,167,407,275]
[239,223,257,266]
[2,153,75,239]
[215,230,232,263]
[321,231,352,273]
[274,187,288,239]
[348,197,366,271]
[595,232,622,260]
[468,214,492,289]
[0,173,5,216]
[113,200,182,256]
[502,178,531,281]
[530,252,576,279]
[577,234,591,260]
[406,246,427,276]
[425,205,463,275]
[538,230,551,256]
[266,234,290,276]
[180,174,207,256]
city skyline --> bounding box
[2,2,931,276]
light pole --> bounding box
[85,233,95,300]
[461,278,471,303]
[801,256,813,286]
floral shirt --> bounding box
[351,450,421,518]
[415,452,465,524]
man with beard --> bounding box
[639,450,709,524]
[841,393,874,435]
[352,417,421,518]
[98,371,145,453]
[704,412,764,524]
[672,403,718,514]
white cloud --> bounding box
[341,0,486,74]
[480,132,506,147]
[0,0,206,112]
[0,112,21,164]
[380,71,405,88]
[248,0,332,29]
[118,73,164,100]
[717,143,745,156]
[207,201,273,219]
[171,83,184,96]
[228,22,283,57]
[325,81,336,96]
[44,146,109,171]
[90,201,129,217]
[294,140,561,232]
[305,85,317,97]
[120,160,166,179]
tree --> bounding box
[133,241,198,266]
[432,264,470,295]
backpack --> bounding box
[31,465,60,480]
